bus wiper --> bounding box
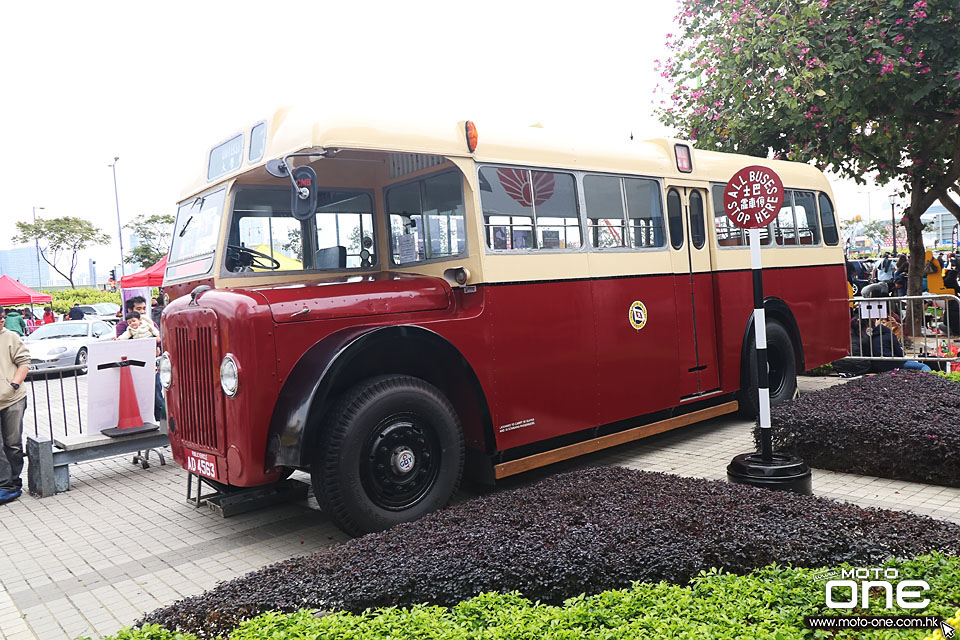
[178,196,205,237]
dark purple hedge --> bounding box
[759,371,960,486]
[140,466,960,637]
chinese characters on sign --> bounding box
[722,165,785,230]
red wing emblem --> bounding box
[497,169,555,207]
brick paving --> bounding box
[0,375,958,639]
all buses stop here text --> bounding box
[723,166,785,230]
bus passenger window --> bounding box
[387,171,466,264]
[689,190,706,249]
[818,193,840,245]
[625,178,665,248]
[585,175,625,248]
[774,191,797,245]
[479,166,581,250]
[667,189,684,250]
[793,191,820,245]
[712,184,744,246]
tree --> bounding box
[124,214,175,268]
[658,0,960,300]
[13,217,110,289]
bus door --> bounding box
[665,185,720,397]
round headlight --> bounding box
[159,352,172,389]
[220,354,239,397]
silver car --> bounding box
[77,303,121,325]
[24,320,116,374]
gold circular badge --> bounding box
[629,300,648,331]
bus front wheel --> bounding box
[740,320,797,417]
[312,375,465,537]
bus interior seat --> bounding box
[316,245,347,269]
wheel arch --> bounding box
[266,325,494,470]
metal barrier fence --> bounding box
[24,364,87,440]
[847,294,960,365]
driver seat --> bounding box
[316,246,347,269]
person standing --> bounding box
[3,308,27,337]
[67,305,84,321]
[0,324,31,504]
[42,306,56,325]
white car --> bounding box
[24,320,116,373]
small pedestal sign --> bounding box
[723,165,812,495]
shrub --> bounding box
[802,362,834,376]
[110,554,960,639]
[761,371,960,486]
[934,370,960,384]
[139,467,960,637]
[43,288,121,315]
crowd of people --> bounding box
[0,306,57,336]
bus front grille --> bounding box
[173,324,221,452]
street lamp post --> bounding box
[888,193,898,255]
[32,206,44,288]
[109,157,125,277]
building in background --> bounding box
[0,247,50,289]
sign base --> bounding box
[101,423,160,438]
[727,451,812,495]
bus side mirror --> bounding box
[291,166,318,220]
[265,158,318,220]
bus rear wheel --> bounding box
[312,375,465,537]
[740,320,797,417]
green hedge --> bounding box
[935,371,960,384]
[92,554,960,640]
[42,288,121,315]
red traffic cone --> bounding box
[115,357,142,430]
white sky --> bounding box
[0,0,898,281]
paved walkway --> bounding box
[1,376,958,639]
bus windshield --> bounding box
[167,189,226,279]
[226,188,375,273]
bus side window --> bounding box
[667,189,684,250]
[479,166,581,250]
[793,190,820,245]
[712,183,745,246]
[387,171,466,264]
[585,175,626,248]
[688,190,706,249]
[775,191,798,245]
[818,193,840,245]
[625,178,665,248]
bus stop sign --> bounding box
[723,165,785,230]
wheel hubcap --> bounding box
[361,415,440,511]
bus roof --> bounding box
[180,106,831,200]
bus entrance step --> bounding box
[202,479,309,518]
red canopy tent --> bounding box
[0,275,52,306]
[120,256,167,288]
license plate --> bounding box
[185,449,218,480]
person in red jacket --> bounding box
[42,307,55,325]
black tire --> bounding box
[312,375,465,536]
[739,321,797,417]
[75,347,88,370]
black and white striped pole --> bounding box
[723,166,812,495]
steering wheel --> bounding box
[226,244,281,272]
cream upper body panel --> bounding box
[174,107,842,290]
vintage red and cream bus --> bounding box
[159,107,848,535]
